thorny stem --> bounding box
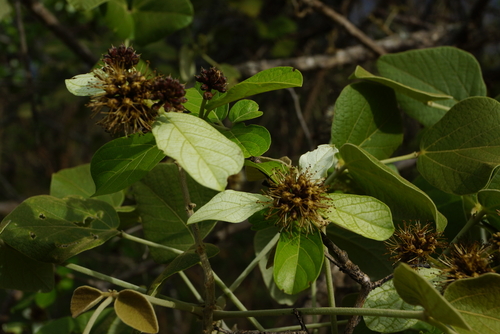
[178,163,216,333]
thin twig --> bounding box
[19,0,98,67]
[299,0,386,55]
[287,88,314,150]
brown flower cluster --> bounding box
[195,67,227,100]
[264,167,331,234]
[385,222,447,265]
[87,44,187,135]
[441,242,494,281]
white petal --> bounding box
[298,144,338,180]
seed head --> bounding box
[103,44,140,70]
[385,222,446,265]
[263,167,331,234]
[441,242,494,282]
[150,76,187,112]
[195,67,227,99]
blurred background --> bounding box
[1,0,500,332]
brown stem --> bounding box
[299,0,386,56]
[177,163,215,333]
[19,0,98,67]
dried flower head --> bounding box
[195,67,227,100]
[103,44,140,70]
[488,232,500,249]
[263,167,331,234]
[385,222,446,265]
[441,242,494,282]
[150,76,187,112]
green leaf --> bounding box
[35,289,57,308]
[364,278,423,332]
[205,67,303,111]
[331,82,403,159]
[65,73,104,97]
[228,100,263,123]
[132,0,193,46]
[70,286,105,318]
[299,144,338,180]
[326,226,392,280]
[477,189,500,230]
[0,196,120,263]
[244,159,289,182]
[183,88,203,113]
[68,0,109,11]
[132,163,218,263]
[105,0,135,40]
[115,289,159,333]
[349,66,452,102]
[35,317,75,334]
[91,133,166,196]
[187,190,270,224]
[148,243,219,297]
[152,112,244,191]
[273,229,324,295]
[341,144,447,231]
[418,97,500,195]
[0,241,54,292]
[50,164,124,208]
[377,46,486,127]
[322,193,394,241]
[393,263,470,330]
[221,123,271,158]
[444,273,500,334]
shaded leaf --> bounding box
[0,241,54,292]
[477,189,500,231]
[206,67,303,111]
[0,196,120,263]
[105,0,134,40]
[91,133,165,196]
[152,112,244,191]
[244,159,289,182]
[418,97,500,195]
[274,229,324,294]
[331,82,403,159]
[71,286,105,318]
[394,263,470,330]
[221,123,271,158]
[115,290,159,333]
[187,190,270,224]
[322,193,394,241]
[341,144,446,231]
[377,47,486,127]
[444,273,500,334]
[50,164,124,208]
[228,99,263,123]
[68,0,109,11]
[132,163,217,263]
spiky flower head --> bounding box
[441,242,494,282]
[195,67,227,100]
[264,167,331,234]
[385,222,447,265]
[103,44,140,70]
[150,76,187,112]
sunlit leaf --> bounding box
[115,290,159,333]
[221,123,271,158]
[65,72,104,97]
[91,133,165,196]
[274,229,324,294]
[152,112,244,191]
[444,273,500,334]
[0,196,120,263]
[418,97,500,195]
[187,190,270,224]
[206,67,303,111]
[322,193,394,241]
[228,99,263,123]
[299,144,338,181]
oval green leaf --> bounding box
[65,72,104,97]
[274,229,324,295]
[0,195,120,263]
[221,123,271,158]
[71,286,105,318]
[152,112,244,191]
[206,67,303,111]
[91,133,165,196]
[322,193,394,241]
[228,100,263,123]
[418,97,500,195]
[341,143,447,231]
[478,189,500,230]
[331,82,403,159]
[187,190,271,225]
[444,273,500,334]
[183,88,203,113]
[377,47,486,127]
[115,289,159,333]
[394,263,470,330]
